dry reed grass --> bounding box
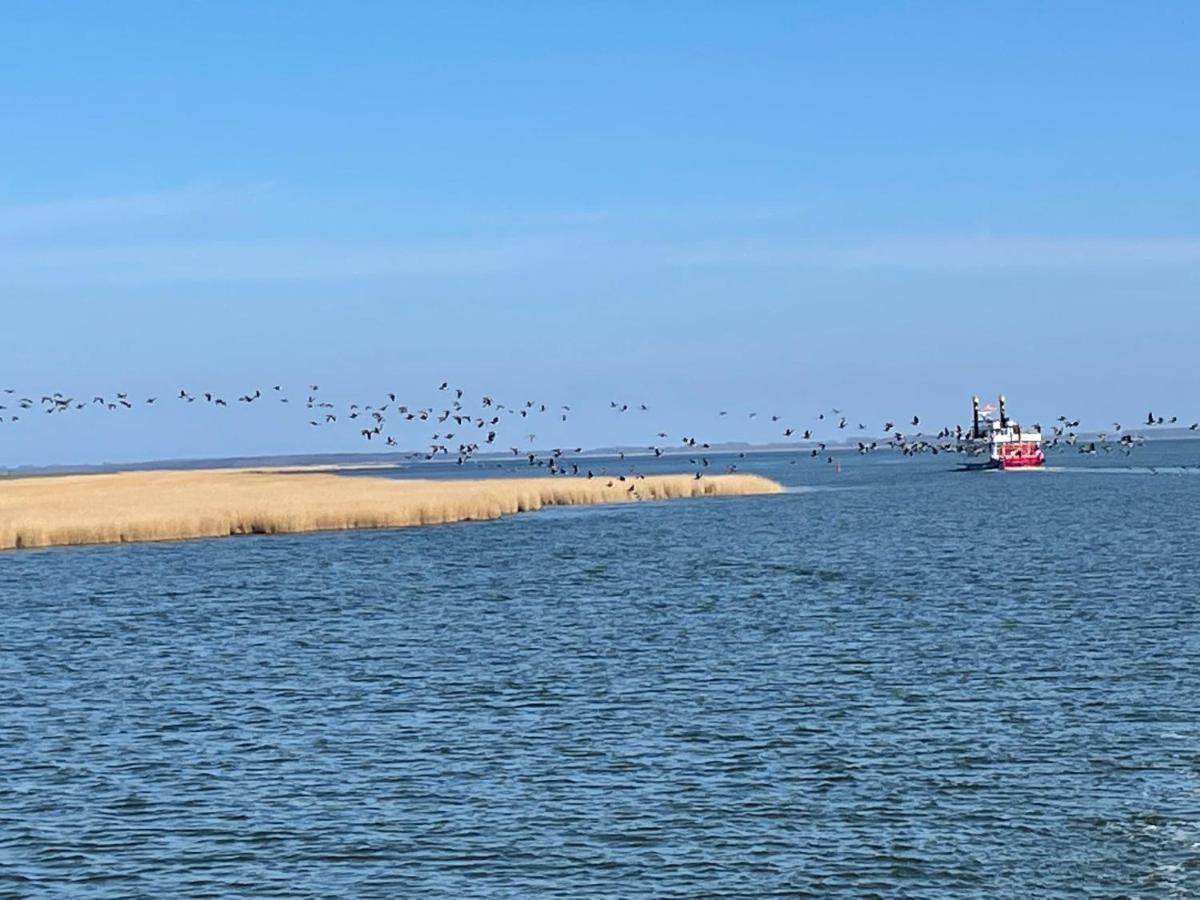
[0,467,782,551]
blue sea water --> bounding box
[2,442,1199,896]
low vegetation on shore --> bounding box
[0,468,782,551]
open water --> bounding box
[2,442,1199,896]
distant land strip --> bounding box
[0,468,782,551]
[4,431,1196,478]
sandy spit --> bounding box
[0,468,782,551]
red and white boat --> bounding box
[957,395,1045,470]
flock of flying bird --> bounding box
[1,382,1191,479]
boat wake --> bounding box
[1042,465,1200,476]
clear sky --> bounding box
[2,2,1198,466]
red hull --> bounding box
[997,453,1045,469]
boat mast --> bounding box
[972,395,980,438]
[998,394,1007,429]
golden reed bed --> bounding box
[0,467,782,551]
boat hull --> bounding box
[997,452,1045,469]
[957,444,1045,471]
[958,458,1000,470]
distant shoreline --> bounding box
[4,432,1196,479]
[0,468,782,552]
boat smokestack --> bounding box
[998,394,1007,429]
[972,395,980,438]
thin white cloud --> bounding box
[3,188,1200,285]
[0,184,257,235]
[662,235,1200,268]
[0,235,571,283]
[6,232,1200,285]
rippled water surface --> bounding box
[3,443,1200,896]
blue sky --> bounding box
[2,2,1198,465]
